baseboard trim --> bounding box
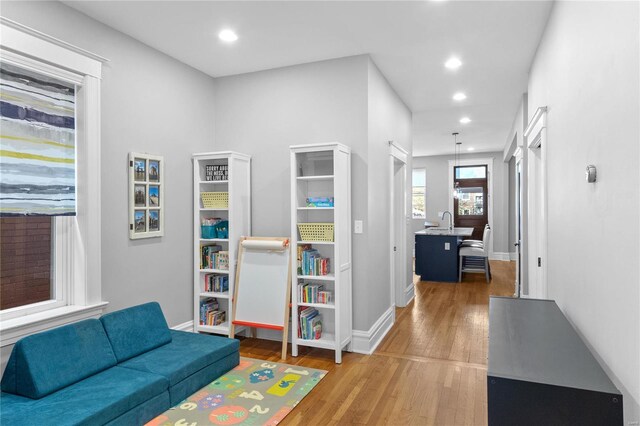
[404,283,415,306]
[509,252,517,261]
[490,252,513,261]
[171,320,194,332]
[351,306,394,355]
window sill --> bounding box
[0,302,109,347]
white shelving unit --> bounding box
[193,151,251,336]
[290,143,352,363]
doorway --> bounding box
[514,149,523,297]
[525,107,548,299]
[453,165,488,240]
[389,142,409,311]
[448,157,494,254]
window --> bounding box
[456,187,485,216]
[0,217,55,310]
[0,19,105,336]
[412,169,426,219]
[455,166,487,179]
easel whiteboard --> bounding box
[231,237,292,358]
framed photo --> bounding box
[148,160,160,182]
[149,210,160,231]
[134,185,146,207]
[134,210,146,232]
[148,185,159,207]
[134,158,146,181]
[129,152,164,239]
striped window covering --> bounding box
[0,62,76,216]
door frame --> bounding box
[448,157,494,255]
[453,167,488,240]
[389,141,409,314]
[514,147,524,297]
[524,106,548,299]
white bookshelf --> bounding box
[290,143,352,363]
[193,151,251,336]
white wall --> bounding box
[411,152,510,255]
[367,59,413,315]
[214,55,360,332]
[1,1,217,327]
[213,55,411,333]
[527,1,639,421]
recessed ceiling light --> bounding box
[218,29,238,42]
[445,57,462,70]
[453,92,467,101]
[460,117,471,124]
[467,147,475,151]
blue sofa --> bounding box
[0,302,239,425]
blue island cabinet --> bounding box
[414,228,473,282]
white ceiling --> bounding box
[64,0,553,157]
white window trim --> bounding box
[0,18,108,344]
[412,168,426,219]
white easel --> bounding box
[230,237,292,359]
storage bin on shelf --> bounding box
[201,225,216,239]
[214,220,229,239]
[200,220,229,239]
[201,192,229,208]
[298,223,334,242]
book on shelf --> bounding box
[199,297,226,326]
[298,306,322,340]
[201,244,229,270]
[297,244,311,274]
[299,247,330,276]
[306,197,334,207]
[204,274,229,293]
[298,283,333,304]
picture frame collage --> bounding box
[129,152,164,239]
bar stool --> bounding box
[460,224,490,248]
[459,226,492,282]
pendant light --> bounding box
[452,132,462,199]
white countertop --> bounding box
[415,227,474,237]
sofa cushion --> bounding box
[0,319,117,399]
[0,367,169,426]
[119,330,239,387]
[167,351,239,406]
[100,302,172,362]
[104,391,170,426]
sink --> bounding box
[428,227,450,231]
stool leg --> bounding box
[484,257,490,283]
[459,256,463,282]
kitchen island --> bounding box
[415,227,474,282]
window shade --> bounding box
[0,63,76,216]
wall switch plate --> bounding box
[354,220,363,234]
[445,242,450,250]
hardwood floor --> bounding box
[238,260,515,425]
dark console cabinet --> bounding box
[488,297,623,426]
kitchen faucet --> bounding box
[442,211,453,230]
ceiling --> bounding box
[64,0,553,157]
